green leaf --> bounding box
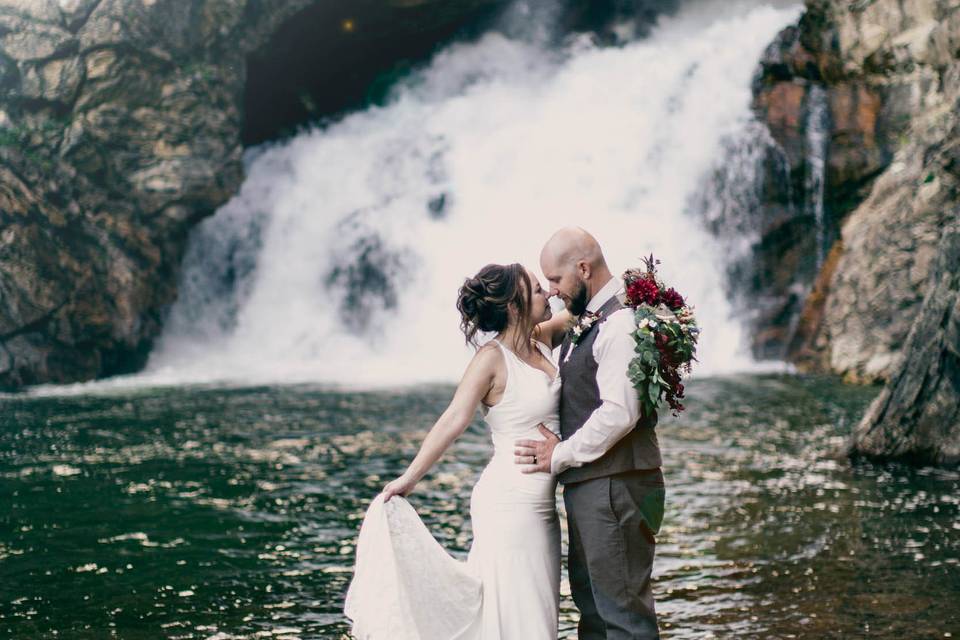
[647,383,659,404]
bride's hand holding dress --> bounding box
[381,473,416,502]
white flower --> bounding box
[572,325,583,337]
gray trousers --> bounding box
[563,468,666,640]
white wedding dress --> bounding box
[345,339,561,640]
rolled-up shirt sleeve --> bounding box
[551,308,641,475]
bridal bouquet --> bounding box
[624,254,699,417]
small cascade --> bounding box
[804,83,830,270]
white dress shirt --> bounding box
[550,276,642,475]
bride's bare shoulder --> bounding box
[478,341,504,359]
[457,343,506,396]
[466,342,504,372]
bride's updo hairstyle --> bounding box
[457,263,533,351]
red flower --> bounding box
[661,287,685,310]
[626,276,660,307]
[660,365,685,415]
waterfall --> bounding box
[695,119,793,262]
[119,0,802,390]
[804,84,830,270]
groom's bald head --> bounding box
[540,227,605,271]
[540,227,612,314]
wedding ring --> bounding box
[533,455,537,464]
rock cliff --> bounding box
[750,0,959,382]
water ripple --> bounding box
[1,377,958,638]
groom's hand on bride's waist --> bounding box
[514,425,560,474]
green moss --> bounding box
[0,125,30,149]
[0,122,61,171]
[182,60,218,83]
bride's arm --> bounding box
[382,346,499,501]
[536,309,572,349]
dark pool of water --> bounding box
[1,375,957,639]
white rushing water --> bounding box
[804,83,830,270]
[29,0,803,395]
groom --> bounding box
[515,227,665,640]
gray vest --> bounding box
[558,295,662,485]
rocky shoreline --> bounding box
[850,223,960,465]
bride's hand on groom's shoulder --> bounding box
[382,474,417,502]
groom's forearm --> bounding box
[550,400,637,474]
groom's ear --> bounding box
[577,260,591,280]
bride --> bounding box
[344,262,570,639]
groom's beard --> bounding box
[567,281,589,316]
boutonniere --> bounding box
[569,311,601,345]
